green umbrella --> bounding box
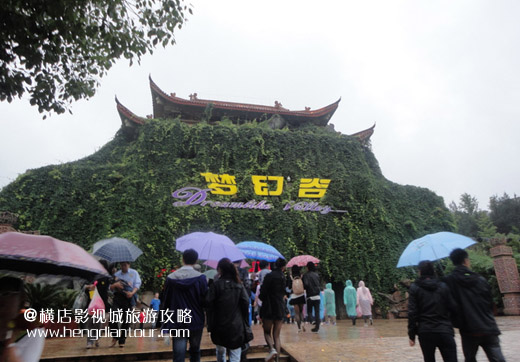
[203,269,218,280]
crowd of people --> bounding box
[157,251,375,362]
[0,246,506,362]
[81,247,506,362]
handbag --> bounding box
[356,305,362,318]
[87,286,105,315]
[72,290,88,311]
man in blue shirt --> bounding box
[110,261,141,347]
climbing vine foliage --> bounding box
[0,119,453,307]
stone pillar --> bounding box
[490,237,520,315]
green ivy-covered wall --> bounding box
[0,119,454,307]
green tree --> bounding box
[489,193,520,234]
[449,193,481,237]
[0,0,190,116]
[476,212,497,239]
[449,193,520,313]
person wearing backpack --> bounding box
[289,265,306,332]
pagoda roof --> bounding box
[115,96,146,127]
[349,123,376,144]
[115,78,375,143]
[149,77,340,127]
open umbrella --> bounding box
[203,269,218,280]
[236,241,284,262]
[203,259,249,269]
[175,232,245,261]
[0,232,108,279]
[287,255,320,267]
[396,231,476,268]
[92,237,143,263]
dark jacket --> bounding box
[302,271,320,297]
[207,277,250,349]
[259,269,286,320]
[237,267,252,296]
[407,276,455,341]
[443,265,500,336]
[162,275,208,331]
[94,276,111,307]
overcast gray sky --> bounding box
[1,0,519,211]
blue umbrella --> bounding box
[175,232,245,261]
[92,237,143,263]
[396,231,476,268]
[236,241,284,262]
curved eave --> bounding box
[115,97,146,127]
[150,77,340,120]
[350,123,376,142]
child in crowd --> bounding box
[150,292,160,328]
[139,309,145,329]
[287,297,295,324]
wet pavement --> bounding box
[282,316,520,361]
[41,316,520,361]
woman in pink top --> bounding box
[356,281,373,326]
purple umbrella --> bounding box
[175,232,245,261]
[204,259,249,269]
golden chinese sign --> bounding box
[200,172,330,199]
[171,172,343,215]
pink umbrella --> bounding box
[204,259,249,269]
[0,232,108,279]
[287,255,320,267]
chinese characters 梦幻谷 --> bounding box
[200,172,330,198]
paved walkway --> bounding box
[282,316,520,361]
[41,316,520,361]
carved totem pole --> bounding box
[490,237,520,315]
